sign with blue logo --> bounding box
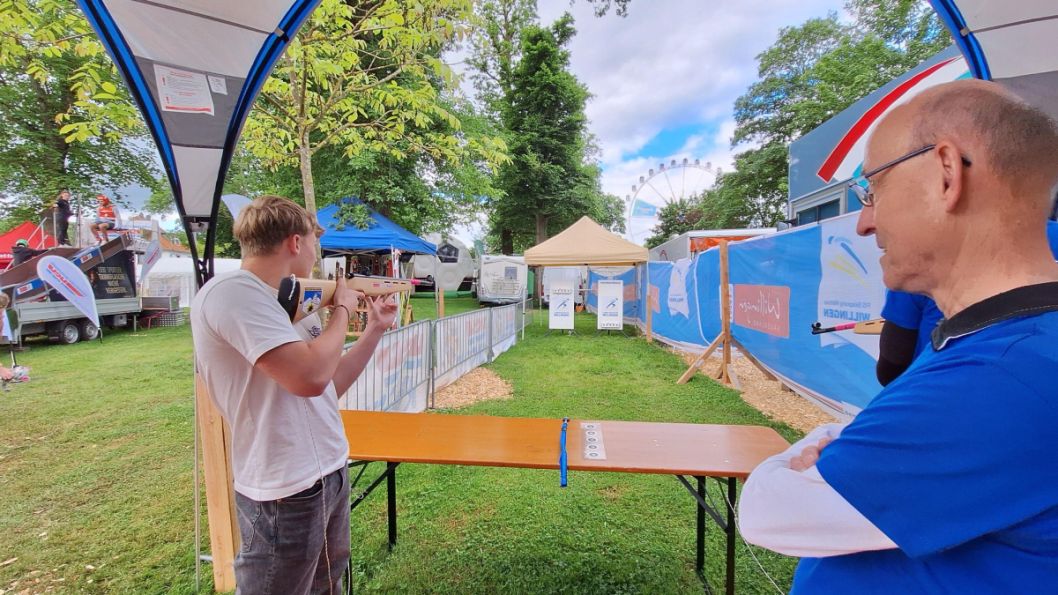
[597,280,623,330]
[548,279,575,330]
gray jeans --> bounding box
[234,466,350,595]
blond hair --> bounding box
[233,195,322,257]
[0,293,9,309]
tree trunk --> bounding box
[534,213,548,245]
[533,216,548,308]
[297,136,324,276]
[501,229,514,255]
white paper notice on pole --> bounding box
[36,255,99,328]
[548,279,575,330]
[154,64,215,115]
[597,280,623,330]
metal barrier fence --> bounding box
[337,320,432,412]
[338,298,531,412]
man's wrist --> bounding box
[334,304,351,319]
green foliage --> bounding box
[0,0,156,218]
[239,0,508,241]
[713,0,953,223]
[334,201,375,231]
[476,11,618,253]
[644,197,705,249]
[466,0,537,119]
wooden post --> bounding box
[401,292,414,326]
[438,288,446,319]
[195,375,238,592]
[718,240,732,384]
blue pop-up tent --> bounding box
[318,198,436,256]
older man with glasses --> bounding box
[738,79,1058,593]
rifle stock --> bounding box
[277,274,417,322]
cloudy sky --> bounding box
[483,0,846,242]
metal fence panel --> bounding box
[432,308,491,391]
[338,320,431,412]
[339,300,535,412]
[490,303,517,357]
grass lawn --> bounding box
[0,309,802,594]
[408,294,483,320]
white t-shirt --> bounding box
[191,270,349,501]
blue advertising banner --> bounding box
[645,260,707,350]
[725,215,883,415]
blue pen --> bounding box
[559,417,569,487]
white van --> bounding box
[474,255,527,305]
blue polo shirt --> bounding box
[880,291,942,358]
[794,282,1058,594]
[881,221,1058,358]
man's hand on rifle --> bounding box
[332,272,364,322]
[364,295,398,332]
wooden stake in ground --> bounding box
[196,375,238,592]
[718,240,732,384]
[677,240,740,386]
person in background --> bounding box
[739,79,1058,593]
[54,190,72,246]
[90,194,116,245]
[11,239,45,266]
[876,217,1058,385]
[0,292,18,383]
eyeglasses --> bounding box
[848,144,972,207]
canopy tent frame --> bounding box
[75,0,324,288]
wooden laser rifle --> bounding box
[277,269,418,323]
[810,319,885,335]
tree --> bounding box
[496,14,588,246]
[0,0,157,221]
[465,0,537,119]
[477,13,617,254]
[238,0,507,266]
[644,196,704,249]
[700,143,789,228]
[716,1,951,224]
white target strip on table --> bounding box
[581,422,607,460]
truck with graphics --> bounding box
[1,236,141,344]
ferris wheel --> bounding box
[625,158,715,244]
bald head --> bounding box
[905,79,1058,204]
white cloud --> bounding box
[528,0,843,241]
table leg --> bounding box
[725,478,736,595]
[387,462,397,550]
[696,476,705,576]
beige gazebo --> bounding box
[524,217,647,266]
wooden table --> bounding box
[342,410,789,594]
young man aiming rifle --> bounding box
[191,195,397,594]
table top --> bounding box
[341,410,789,478]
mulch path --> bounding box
[676,350,838,433]
[433,368,513,409]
